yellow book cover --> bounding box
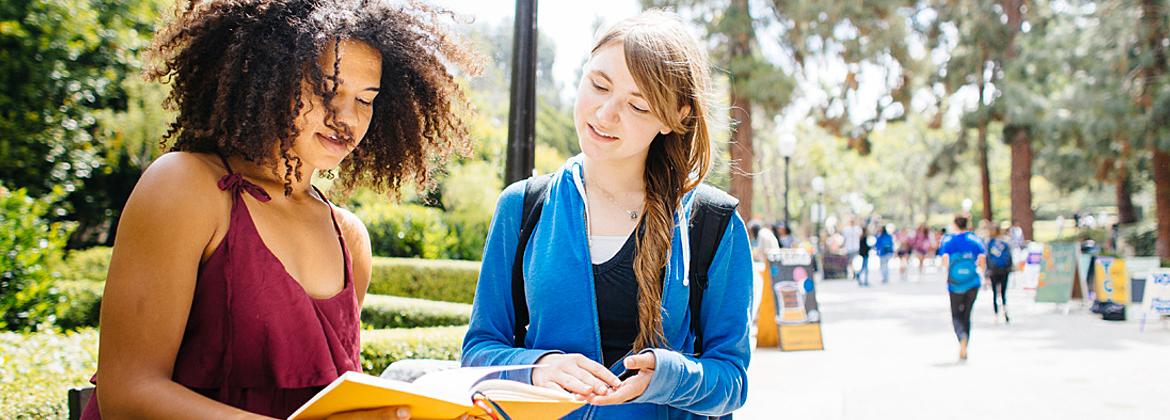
[288,365,584,420]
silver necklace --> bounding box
[586,180,642,220]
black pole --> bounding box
[784,155,791,228]
[505,0,538,185]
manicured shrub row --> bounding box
[361,294,471,329]
[368,257,480,304]
[359,326,468,377]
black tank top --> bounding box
[592,232,639,368]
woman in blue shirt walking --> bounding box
[937,215,987,361]
[462,11,754,419]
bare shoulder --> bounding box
[122,151,231,238]
[136,152,228,198]
[332,205,371,256]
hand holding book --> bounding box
[289,365,583,420]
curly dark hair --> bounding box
[147,0,482,195]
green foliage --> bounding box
[440,161,501,260]
[0,0,163,194]
[0,328,98,419]
[1,187,74,332]
[357,202,453,260]
[359,326,467,377]
[54,280,103,331]
[361,294,471,329]
[368,257,480,304]
[60,247,112,283]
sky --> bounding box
[432,0,972,136]
[436,0,641,98]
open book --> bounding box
[288,365,585,420]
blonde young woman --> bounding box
[462,11,753,419]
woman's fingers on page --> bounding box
[575,357,621,389]
[325,406,411,420]
[554,371,597,396]
[590,370,652,405]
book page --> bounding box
[471,379,578,401]
[410,365,540,402]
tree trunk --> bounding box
[728,0,753,220]
[1007,125,1034,240]
[1116,169,1138,225]
[977,46,993,223]
[1141,0,1169,260]
[1155,149,1170,260]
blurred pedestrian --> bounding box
[938,215,987,361]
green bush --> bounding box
[1,187,74,332]
[369,257,480,304]
[360,326,467,375]
[54,281,104,331]
[60,247,113,283]
[0,329,98,419]
[361,294,471,329]
[357,203,453,260]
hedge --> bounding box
[359,325,467,375]
[361,295,471,329]
[2,326,468,419]
[60,247,113,283]
[369,257,480,304]
[46,253,481,330]
[46,287,469,332]
[54,281,103,331]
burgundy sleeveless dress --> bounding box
[81,157,362,419]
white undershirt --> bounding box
[590,234,629,264]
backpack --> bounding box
[947,253,980,287]
[986,239,1013,275]
[511,174,738,357]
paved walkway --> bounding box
[738,267,1170,419]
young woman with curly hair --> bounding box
[462,11,753,419]
[81,1,479,418]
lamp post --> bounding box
[504,0,538,184]
[779,133,797,229]
[812,175,826,253]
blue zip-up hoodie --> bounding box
[462,156,754,419]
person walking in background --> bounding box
[986,225,1014,324]
[777,224,795,248]
[856,225,872,287]
[896,227,913,280]
[938,215,986,361]
[912,224,932,275]
[844,220,862,282]
[875,225,895,284]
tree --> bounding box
[0,0,167,247]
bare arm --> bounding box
[336,208,373,306]
[95,153,269,419]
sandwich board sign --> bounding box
[766,248,824,351]
[1036,243,1077,304]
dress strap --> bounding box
[215,154,272,202]
[312,185,344,239]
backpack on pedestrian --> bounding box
[947,252,980,287]
[986,238,1013,276]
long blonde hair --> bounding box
[591,11,713,350]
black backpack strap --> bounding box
[686,184,739,356]
[512,173,553,348]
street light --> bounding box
[779,132,797,228]
[811,176,826,273]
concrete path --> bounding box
[737,268,1170,420]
